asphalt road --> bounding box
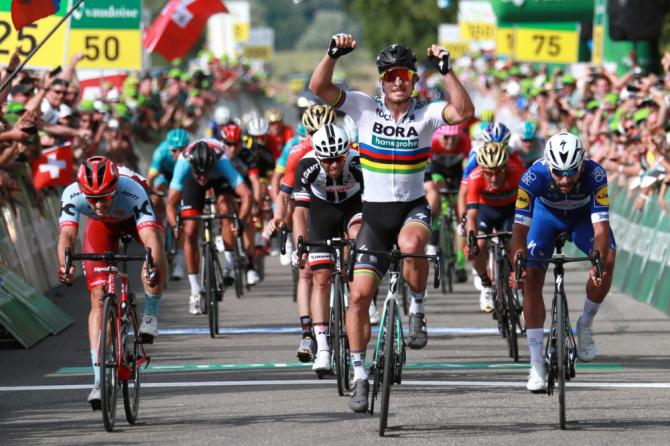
[1,251,669,445]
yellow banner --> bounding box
[67,29,142,70]
[592,24,604,65]
[242,45,272,60]
[514,28,579,64]
[496,27,515,56]
[439,42,469,60]
[0,14,66,68]
[460,22,496,42]
[233,23,250,42]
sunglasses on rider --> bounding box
[551,167,579,177]
[380,68,415,83]
[482,167,506,177]
[85,193,114,205]
[319,155,346,165]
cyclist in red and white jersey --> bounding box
[310,34,474,412]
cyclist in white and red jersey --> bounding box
[57,156,167,409]
[310,33,474,412]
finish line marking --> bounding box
[54,361,623,375]
[3,379,669,393]
[156,326,553,336]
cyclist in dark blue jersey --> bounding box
[509,132,617,393]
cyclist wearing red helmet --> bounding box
[57,156,167,408]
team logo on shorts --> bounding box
[516,188,530,209]
[595,185,609,206]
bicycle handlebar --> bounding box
[64,247,154,280]
[514,250,603,282]
[279,224,289,255]
[175,212,242,238]
[346,246,442,289]
[468,230,513,257]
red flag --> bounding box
[143,0,228,62]
[31,142,74,190]
[11,0,60,30]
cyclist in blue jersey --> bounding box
[310,33,474,412]
[166,139,253,314]
[509,132,616,393]
[147,129,190,216]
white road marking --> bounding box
[2,379,670,392]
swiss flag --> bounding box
[32,142,74,190]
[143,0,228,62]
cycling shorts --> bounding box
[427,161,463,191]
[82,218,165,291]
[526,200,617,269]
[180,174,234,216]
[476,203,515,234]
[307,195,362,271]
[353,197,431,281]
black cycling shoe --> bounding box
[348,379,369,413]
[455,268,467,283]
[407,313,428,350]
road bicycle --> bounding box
[280,225,299,303]
[469,230,523,361]
[177,198,243,337]
[64,236,153,432]
[296,234,353,395]
[347,245,441,436]
[515,233,602,430]
[437,187,459,293]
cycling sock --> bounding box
[300,315,313,338]
[351,351,368,381]
[313,323,329,353]
[456,250,466,269]
[526,328,544,364]
[188,274,201,295]
[143,293,161,316]
[580,297,600,327]
[409,290,426,314]
[91,349,100,384]
[479,272,493,288]
[224,251,234,270]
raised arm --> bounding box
[309,34,356,105]
[426,44,475,124]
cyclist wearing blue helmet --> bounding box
[510,120,545,168]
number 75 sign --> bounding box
[513,23,580,65]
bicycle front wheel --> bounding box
[333,276,350,396]
[379,300,396,436]
[557,294,567,429]
[100,295,119,432]
[505,287,519,362]
[122,307,141,424]
[204,247,218,338]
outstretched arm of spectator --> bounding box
[60,52,83,83]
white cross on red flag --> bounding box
[31,142,74,190]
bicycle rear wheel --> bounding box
[122,312,141,423]
[233,250,245,298]
[379,299,396,436]
[557,293,567,429]
[100,295,118,432]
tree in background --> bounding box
[341,0,456,54]
[296,10,361,50]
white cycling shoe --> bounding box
[189,294,202,315]
[526,361,547,393]
[473,270,483,291]
[171,252,185,280]
[312,350,332,373]
[246,269,260,286]
[576,316,598,362]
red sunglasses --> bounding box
[319,155,346,165]
[85,194,114,205]
[380,68,415,83]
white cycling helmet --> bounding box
[214,106,231,125]
[312,124,349,159]
[544,131,584,171]
[246,115,269,136]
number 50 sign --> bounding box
[514,23,579,65]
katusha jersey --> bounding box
[59,175,159,230]
[293,149,364,206]
[514,158,610,227]
[335,90,447,202]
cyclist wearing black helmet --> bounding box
[310,33,474,412]
[167,138,253,315]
